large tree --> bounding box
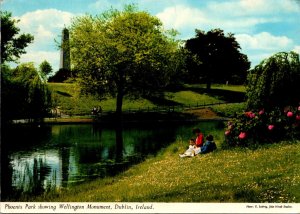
[246,51,300,110]
[0,11,34,63]
[69,5,181,118]
[185,29,250,89]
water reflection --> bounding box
[2,121,224,200]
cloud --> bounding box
[236,32,294,51]
[156,0,300,35]
[293,45,300,54]
[235,32,297,67]
[17,9,73,31]
[156,4,279,35]
[14,9,74,70]
[16,50,59,71]
[156,5,207,30]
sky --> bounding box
[2,0,300,72]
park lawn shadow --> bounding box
[188,87,246,103]
[55,90,73,97]
[143,95,182,106]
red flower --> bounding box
[245,111,255,118]
[287,111,293,117]
[238,132,246,139]
[246,112,251,117]
[250,113,256,118]
[268,125,275,131]
[296,115,300,121]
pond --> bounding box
[1,121,225,200]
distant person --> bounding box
[200,134,217,154]
[179,139,196,157]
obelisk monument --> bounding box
[59,27,70,70]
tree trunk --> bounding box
[116,68,125,122]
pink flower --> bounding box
[225,130,231,136]
[245,111,252,117]
[287,111,293,117]
[296,115,300,121]
[268,125,275,131]
[259,110,264,115]
[298,106,300,111]
[245,111,255,118]
[238,132,246,139]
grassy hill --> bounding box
[34,139,300,202]
[48,83,246,116]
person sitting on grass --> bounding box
[179,138,196,157]
[200,134,217,154]
[193,128,204,155]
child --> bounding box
[200,134,217,154]
[179,139,196,157]
[193,128,204,148]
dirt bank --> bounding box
[184,108,221,119]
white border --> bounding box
[1,202,299,213]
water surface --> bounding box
[1,121,225,200]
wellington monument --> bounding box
[59,27,70,70]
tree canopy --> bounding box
[39,60,53,80]
[69,5,181,117]
[185,29,250,89]
[1,63,52,122]
[0,11,34,63]
[246,51,300,110]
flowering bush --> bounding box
[224,106,300,147]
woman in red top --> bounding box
[193,128,204,147]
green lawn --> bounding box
[47,83,245,116]
[35,140,300,202]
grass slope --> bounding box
[37,140,300,202]
[48,83,246,116]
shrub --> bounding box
[224,106,300,147]
[246,51,300,110]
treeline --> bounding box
[1,5,299,124]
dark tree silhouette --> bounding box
[0,11,33,63]
[185,29,250,89]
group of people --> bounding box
[179,128,217,158]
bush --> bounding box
[224,106,300,147]
[246,51,300,110]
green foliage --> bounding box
[224,107,300,147]
[0,11,34,63]
[39,60,53,79]
[246,51,300,110]
[1,63,52,122]
[70,4,182,115]
[185,28,250,88]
